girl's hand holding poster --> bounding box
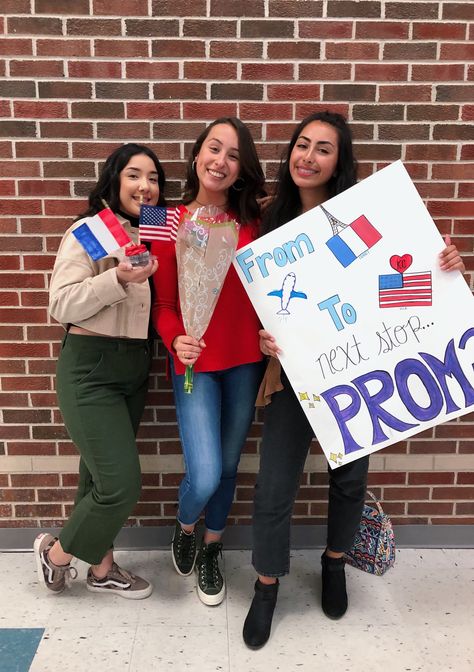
[234,161,474,468]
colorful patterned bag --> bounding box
[345,491,395,575]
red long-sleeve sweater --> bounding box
[151,210,263,375]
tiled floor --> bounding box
[0,548,472,672]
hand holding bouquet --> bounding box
[176,205,239,393]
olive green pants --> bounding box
[56,332,151,564]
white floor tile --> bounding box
[0,547,472,672]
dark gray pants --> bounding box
[252,371,369,577]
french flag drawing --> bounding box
[72,208,131,261]
[325,214,382,268]
[378,254,432,308]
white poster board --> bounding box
[234,161,474,468]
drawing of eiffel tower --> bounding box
[320,205,347,235]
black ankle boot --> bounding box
[243,579,279,649]
[321,552,348,619]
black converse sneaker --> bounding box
[195,541,225,606]
[171,519,197,576]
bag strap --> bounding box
[366,490,385,516]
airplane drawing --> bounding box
[267,272,308,315]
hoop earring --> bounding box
[231,177,245,192]
[192,159,197,173]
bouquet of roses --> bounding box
[176,205,239,393]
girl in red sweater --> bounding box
[152,118,265,605]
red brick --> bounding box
[126,62,179,80]
[443,3,474,20]
[440,44,474,61]
[354,20,408,39]
[94,0,148,14]
[433,487,474,500]
[384,43,437,60]
[12,474,60,488]
[1,81,35,97]
[241,63,294,81]
[327,1,381,18]
[0,343,49,357]
[380,85,432,102]
[0,39,33,56]
[38,81,92,99]
[239,103,293,121]
[95,39,148,58]
[155,82,207,100]
[408,472,455,485]
[18,181,70,198]
[126,102,180,119]
[267,84,321,101]
[71,102,125,119]
[36,0,90,11]
[324,84,376,101]
[37,39,91,57]
[68,60,121,79]
[407,502,454,515]
[267,41,321,60]
[182,103,237,120]
[405,144,457,161]
[299,20,352,39]
[326,42,379,60]
[126,18,178,37]
[355,64,408,81]
[40,122,93,139]
[1,0,31,10]
[152,40,205,58]
[385,2,439,19]
[379,124,430,141]
[0,181,15,196]
[10,59,65,78]
[456,503,474,514]
[97,122,151,139]
[184,62,237,80]
[44,199,86,216]
[413,22,467,40]
[210,0,264,15]
[67,18,122,36]
[43,161,95,178]
[209,41,263,59]
[0,326,23,339]
[407,105,460,122]
[299,63,351,81]
[15,504,63,517]
[0,142,13,158]
[8,17,62,35]
[16,142,69,158]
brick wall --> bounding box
[1,1,473,532]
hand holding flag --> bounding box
[72,208,131,261]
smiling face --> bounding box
[118,153,160,218]
[289,120,339,197]
[194,123,241,201]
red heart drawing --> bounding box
[390,254,413,273]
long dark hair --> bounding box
[77,143,166,219]
[263,111,357,234]
[182,117,265,225]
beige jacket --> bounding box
[49,215,150,339]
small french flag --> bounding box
[72,208,131,261]
[326,215,382,268]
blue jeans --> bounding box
[171,359,264,533]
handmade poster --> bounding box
[234,161,474,468]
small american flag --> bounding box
[139,205,180,242]
[378,270,432,308]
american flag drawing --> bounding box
[139,205,180,242]
[378,270,432,308]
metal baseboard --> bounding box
[0,525,473,552]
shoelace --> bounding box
[199,543,222,587]
[177,530,195,560]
